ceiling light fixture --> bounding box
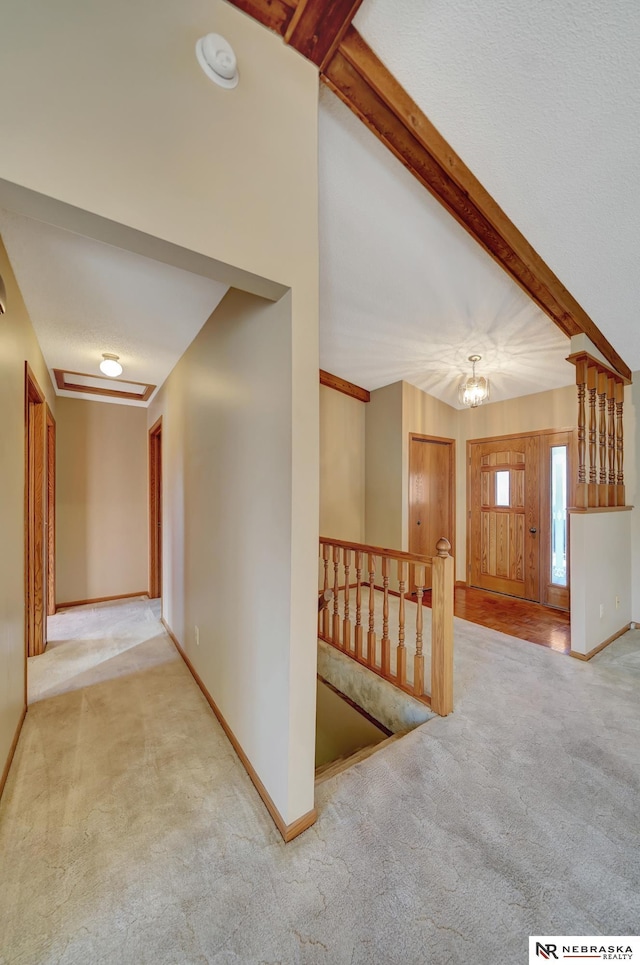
[0,273,6,314]
[459,354,490,408]
[99,353,123,378]
[196,33,239,89]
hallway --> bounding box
[1,600,639,964]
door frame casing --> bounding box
[148,417,162,599]
[466,427,576,608]
[46,405,56,617]
[24,363,47,659]
[408,433,456,587]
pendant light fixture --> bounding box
[99,353,123,378]
[458,354,490,408]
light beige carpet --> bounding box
[0,598,638,964]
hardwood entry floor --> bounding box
[422,584,570,654]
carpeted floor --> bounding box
[0,598,638,964]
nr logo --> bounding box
[536,944,559,960]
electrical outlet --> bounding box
[616,596,620,609]
[195,625,200,646]
[599,603,604,619]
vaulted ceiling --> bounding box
[232,0,639,402]
[1,0,637,409]
[353,0,640,375]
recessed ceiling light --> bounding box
[100,353,123,378]
[196,33,239,89]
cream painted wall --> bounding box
[0,0,318,301]
[320,386,365,541]
[56,399,148,604]
[148,289,315,826]
[365,382,404,549]
[570,510,632,654]
[0,239,55,779]
[458,383,576,441]
[0,0,319,826]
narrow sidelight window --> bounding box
[550,446,568,586]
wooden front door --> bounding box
[408,434,455,590]
[469,436,540,601]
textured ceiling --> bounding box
[354,0,640,373]
[0,210,228,405]
[319,87,572,407]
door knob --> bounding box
[529,527,537,534]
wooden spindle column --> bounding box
[354,550,363,659]
[568,350,630,509]
[367,554,376,668]
[332,545,341,646]
[413,564,426,697]
[576,359,587,508]
[587,365,597,507]
[380,557,391,676]
[342,548,351,652]
[396,560,407,687]
[431,538,454,717]
[597,371,608,506]
[607,376,616,506]
[321,543,330,638]
[616,383,625,506]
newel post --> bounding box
[431,537,454,716]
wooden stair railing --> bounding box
[319,537,454,716]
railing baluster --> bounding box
[322,543,330,639]
[588,365,597,507]
[343,548,351,653]
[354,550,363,660]
[381,556,390,677]
[431,539,454,716]
[607,376,616,506]
[397,560,406,687]
[616,382,625,506]
[576,360,587,507]
[414,564,425,696]
[598,371,608,506]
[332,545,341,647]
[367,554,376,668]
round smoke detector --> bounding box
[196,33,239,89]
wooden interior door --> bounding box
[149,418,162,599]
[408,434,455,591]
[25,364,46,657]
[469,436,540,600]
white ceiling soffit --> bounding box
[318,87,572,408]
[0,209,229,405]
[354,0,640,374]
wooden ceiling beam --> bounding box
[229,0,296,38]
[284,0,365,69]
[225,1,632,382]
[320,369,370,402]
